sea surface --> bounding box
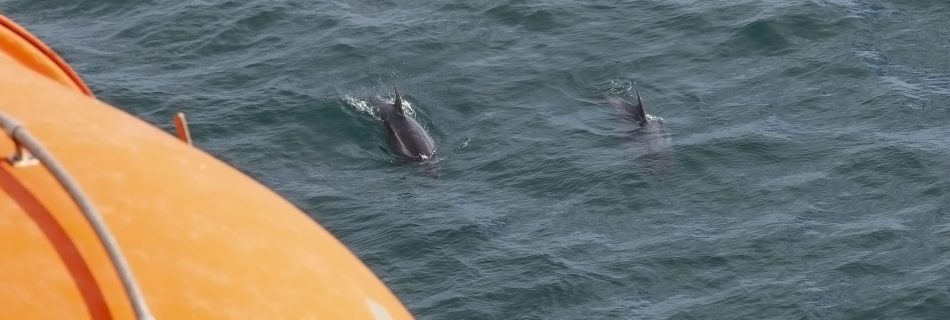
[4,0,950,319]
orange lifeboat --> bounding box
[0,14,413,319]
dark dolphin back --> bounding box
[379,88,436,161]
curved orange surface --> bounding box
[0,15,92,96]
[0,15,412,319]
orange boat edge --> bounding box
[0,14,413,319]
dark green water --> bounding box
[4,0,950,318]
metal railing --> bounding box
[0,112,154,320]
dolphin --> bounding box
[607,88,672,175]
[607,89,648,126]
[378,86,436,161]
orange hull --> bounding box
[0,15,412,319]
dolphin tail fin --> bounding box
[634,87,648,125]
[393,86,404,114]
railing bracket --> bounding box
[8,140,38,167]
[173,112,192,145]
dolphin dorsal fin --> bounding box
[634,88,648,126]
[393,86,404,115]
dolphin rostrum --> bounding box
[378,86,436,161]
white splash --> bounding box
[342,95,378,118]
[646,114,664,123]
[343,93,418,118]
